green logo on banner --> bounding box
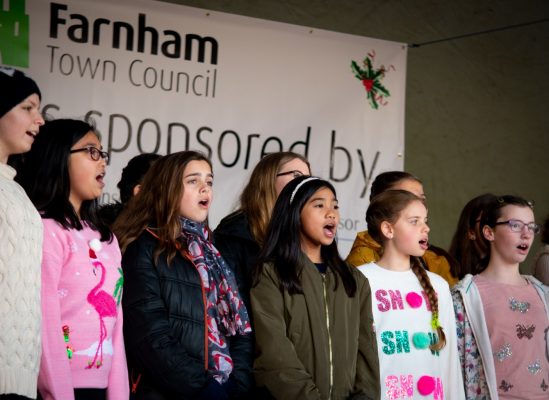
[0,0,30,68]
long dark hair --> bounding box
[367,190,446,351]
[448,193,497,278]
[254,176,356,297]
[479,195,534,270]
[16,119,112,242]
[117,153,161,204]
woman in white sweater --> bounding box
[0,68,44,399]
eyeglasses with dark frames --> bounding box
[70,147,109,163]
[276,170,307,179]
[493,219,540,235]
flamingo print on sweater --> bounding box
[38,220,128,400]
[86,238,118,369]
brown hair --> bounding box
[366,189,446,351]
[370,171,421,201]
[113,151,212,264]
[448,193,498,278]
[240,152,310,245]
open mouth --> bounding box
[199,199,210,208]
[26,130,37,138]
[517,243,529,252]
[323,223,336,238]
[419,239,429,250]
[96,172,105,187]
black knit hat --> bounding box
[0,67,42,118]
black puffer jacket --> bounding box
[213,211,259,311]
[122,229,254,399]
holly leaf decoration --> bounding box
[351,55,391,109]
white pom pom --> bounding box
[89,238,102,252]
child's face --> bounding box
[388,200,430,257]
[68,131,106,212]
[179,160,213,222]
[484,205,535,265]
[0,93,44,161]
[299,187,339,252]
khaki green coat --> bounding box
[251,256,380,400]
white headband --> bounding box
[290,177,320,204]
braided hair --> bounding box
[367,189,446,351]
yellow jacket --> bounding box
[346,231,458,286]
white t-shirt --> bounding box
[358,262,465,399]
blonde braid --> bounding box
[411,258,446,351]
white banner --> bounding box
[2,0,407,255]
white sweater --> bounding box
[0,163,43,398]
[358,262,465,399]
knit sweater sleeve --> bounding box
[0,167,43,398]
[106,237,129,400]
[38,222,75,400]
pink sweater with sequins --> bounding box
[38,219,128,400]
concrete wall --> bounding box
[163,0,549,270]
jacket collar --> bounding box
[355,230,382,252]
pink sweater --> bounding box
[38,219,128,400]
[476,275,549,399]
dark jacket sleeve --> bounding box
[353,272,381,399]
[122,236,210,398]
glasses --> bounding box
[70,147,109,163]
[494,219,540,235]
[276,170,306,179]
